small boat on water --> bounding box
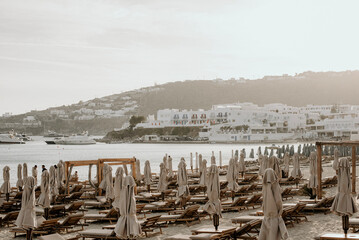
[0,133,25,144]
[45,131,96,145]
[44,130,66,138]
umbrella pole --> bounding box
[147,184,150,192]
[26,229,32,240]
[343,215,349,235]
[6,193,9,202]
[18,186,22,192]
[44,207,49,220]
[161,192,165,201]
[231,191,235,202]
[213,214,219,231]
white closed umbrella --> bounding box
[112,167,124,211]
[32,166,38,186]
[190,153,193,172]
[114,175,142,238]
[37,170,51,219]
[15,176,37,240]
[99,164,114,201]
[259,168,289,240]
[238,151,246,177]
[308,152,318,190]
[283,152,290,177]
[57,161,64,188]
[143,160,152,192]
[258,154,265,176]
[177,158,190,206]
[17,164,24,191]
[157,163,168,193]
[163,156,168,170]
[226,158,239,192]
[203,164,221,216]
[49,166,59,201]
[331,157,357,215]
[1,166,11,201]
[332,148,340,172]
[23,163,28,178]
[199,154,203,173]
[268,156,282,179]
[168,156,174,178]
[211,155,216,165]
[135,159,142,181]
[199,159,207,187]
[290,153,302,179]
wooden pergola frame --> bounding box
[316,141,358,199]
[64,158,136,195]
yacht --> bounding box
[0,133,25,144]
[49,132,96,145]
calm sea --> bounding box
[0,137,307,186]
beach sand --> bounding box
[0,164,357,240]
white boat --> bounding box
[0,133,25,144]
[53,133,96,145]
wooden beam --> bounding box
[353,146,356,194]
[317,145,322,199]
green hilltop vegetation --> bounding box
[2,70,359,135]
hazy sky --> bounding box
[1,0,359,115]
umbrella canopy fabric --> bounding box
[157,163,168,192]
[114,175,142,238]
[177,158,190,199]
[238,151,246,173]
[143,160,152,186]
[37,170,51,208]
[23,163,28,178]
[258,168,289,240]
[135,159,142,181]
[199,159,207,187]
[331,157,358,216]
[283,152,290,175]
[332,148,340,171]
[268,156,282,179]
[168,156,174,178]
[226,158,239,191]
[123,164,129,176]
[112,167,124,211]
[57,161,64,188]
[290,153,302,179]
[32,166,38,186]
[163,156,168,170]
[99,164,114,201]
[203,165,222,216]
[16,164,23,189]
[308,152,318,189]
[15,176,37,230]
[199,154,203,173]
[258,155,265,176]
[49,166,59,199]
[1,166,10,194]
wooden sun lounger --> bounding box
[222,197,247,212]
[10,217,60,237]
[232,219,262,239]
[281,188,294,200]
[0,211,19,227]
[83,207,118,223]
[57,213,87,233]
[349,218,359,232]
[283,196,334,213]
[77,229,118,239]
[65,201,84,214]
[158,205,201,226]
[38,233,66,240]
[244,194,262,209]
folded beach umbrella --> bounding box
[308,151,318,191]
[49,166,59,200]
[211,155,216,165]
[268,156,282,179]
[99,164,114,201]
[163,155,168,170]
[135,159,142,181]
[190,153,193,171]
[37,170,51,209]
[238,151,246,175]
[177,158,190,201]
[114,175,142,238]
[290,153,302,179]
[198,154,203,173]
[199,159,207,187]
[258,154,265,176]
[123,164,128,176]
[203,164,222,226]
[23,163,28,178]
[143,160,152,186]
[32,166,37,186]
[259,168,289,240]
[331,157,358,216]
[157,163,168,193]
[167,156,174,178]
[1,166,10,197]
[57,161,64,188]
[112,167,124,211]
[17,164,23,190]
[226,158,239,191]
[283,152,290,177]
[332,148,340,172]
[15,176,37,235]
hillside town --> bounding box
[134,102,359,142]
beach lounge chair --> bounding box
[283,196,334,213]
[139,215,165,237]
[158,204,201,226]
[234,185,249,196]
[83,196,111,209]
[232,219,262,239]
[57,213,86,233]
[63,192,83,203]
[322,176,337,188]
[244,194,262,209]
[10,217,60,237]
[65,201,84,214]
[221,197,247,212]
[281,188,293,200]
[349,218,359,232]
[83,207,118,223]
[163,233,223,240]
[0,211,19,227]
[143,201,176,212]
[77,229,117,239]
[69,184,83,193]
[38,233,65,240]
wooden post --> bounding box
[195,152,198,172]
[219,151,222,168]
[352,146,356,194]
[317,144,322,199]
[190,153,193,173]
[97,160,102,196]
[132,158,137,194]
[65,162,69,195]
